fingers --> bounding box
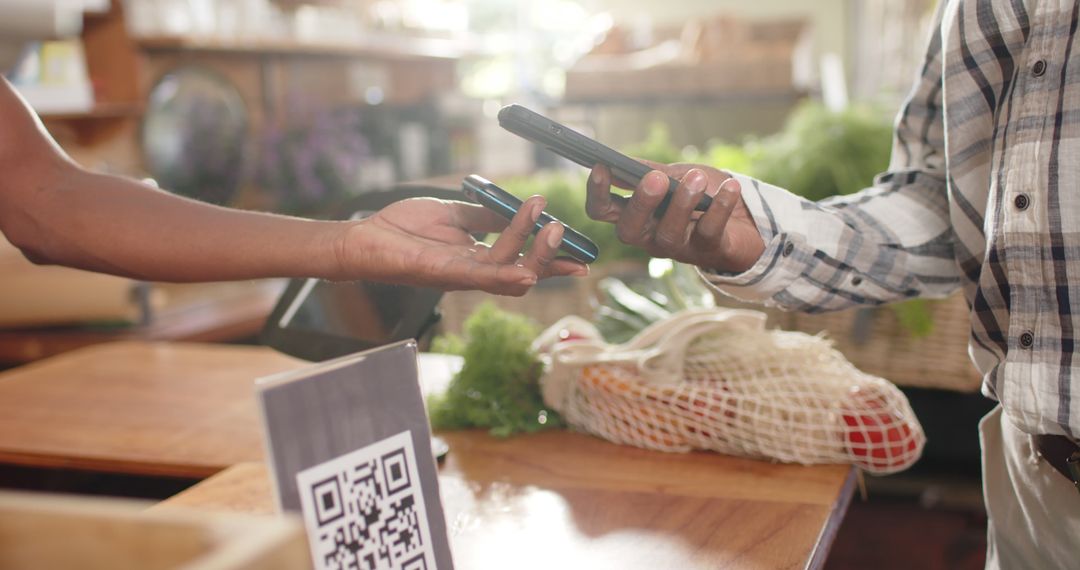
[614,170,667,245]
[639,160,734,187]
[637,159,695,180]
[487,196,544,263]
[470,223,588,296]
[463,196,593,295]
[653,168,708,251]
[513,222,592,277]
[517,221,562,277]
[585,165,628,222]
[449,201,512,234]
[694,177,742,247]
[454,258,537,297]
[547,257,589,277]
[592,162,639,191]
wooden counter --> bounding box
[0,341,856,568]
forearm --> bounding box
[703,172,961,312]
[0,75,351,283]
[6,162,352,282]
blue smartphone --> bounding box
[462,174,599,264]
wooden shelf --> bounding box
[39,102,143,122]
[38,101,143,146]
[563,90,806,106]
[52,0,469,154]
[136,33,484,62]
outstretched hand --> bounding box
[586,162,765,273]
[338,196,589,296]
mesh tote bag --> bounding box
[533,307,925,474]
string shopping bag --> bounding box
[533,307,925,474]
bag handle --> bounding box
[548,308,767,384]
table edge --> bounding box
[804,466,858,570]
[0,450,225,480]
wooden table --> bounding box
[161,444,855,570]
[0,281,283,366]
[0,342,297,477]
[0,342,856,568]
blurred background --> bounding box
[2,0,935,205]
[0,1,990,568]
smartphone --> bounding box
[461,174,599,264]
[497,104,712,217]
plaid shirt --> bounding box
[707,0,1080,439]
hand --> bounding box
[586,162,765,273]
[337,197,589,296]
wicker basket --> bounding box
[783,293,981,393]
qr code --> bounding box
[296,431,435,570]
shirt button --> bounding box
[1014,193,1030,211]
[782,242,795,257]
[1019,331,1035,349]
[851,276,863,286]
[1033,59,1047,76]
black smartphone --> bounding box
[497,104,712,217]
[462,174,599,264]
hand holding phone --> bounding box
[462,174,599,264]
[497,104,712,217]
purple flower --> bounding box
[257,105,373,214]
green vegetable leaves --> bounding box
[595,261,716,343]
[622,122,685,165]
[738,102,894,201]
[889,299,936,339]
[428,303,564,437]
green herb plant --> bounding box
[428,302,564,437]
[621,122,685,165]
[737,101,893,201]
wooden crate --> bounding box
[0,492,311,570]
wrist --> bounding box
[317,219,366,281]
[722,233,766,274]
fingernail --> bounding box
[575,265,590,276]
[532,197,546,219]
[520,274,538,285]
[686,170,707,193]
[545,223,564,248]
[643,171,666,195]
[720,178,742,196]
[590,167,602,183]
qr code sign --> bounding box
[297,431,435,570]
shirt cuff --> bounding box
[698,173,808,306]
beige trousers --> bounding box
[980,406,1080,569]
